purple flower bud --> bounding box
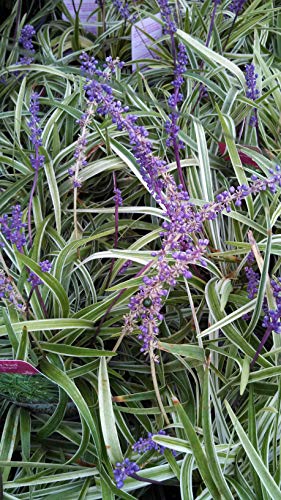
[113,459,139,489]
[73,179,82,188]
[79,52,98,76]
[40,260,52,272]
[27,271,43,287]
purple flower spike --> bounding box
[245,64,259,127]
[79,52,99,76]
[28,260,52,288]
[84,77,167,202]
[119,259,133,274]
[113,0,136,22]
[262,278,281,334]
[158,0,177,35]
[229,0,246,15]
[159,0,188,186]
[245,64,259,101]
[27,93,44,245]
[87,66,281,359]
[114,187,123,206]
[113,458,139,489]
[133,429,176,455]
[245,252,259,299]
[0,205,26,251]
[19,25,36,52]
[18,25,36,65]
[165,43,188,153]
[28,272,43,288]
[0,271,24,311]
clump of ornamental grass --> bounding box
[0,0,280,498]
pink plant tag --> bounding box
[131,14,162,70]
[0,360,39,375]
[62,0,98,34]
[0,360,59,405]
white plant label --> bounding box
[63,0,98,34]
[131,14,162,70]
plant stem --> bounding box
[73,104,94,241]
[73,186,79,241]
[130,472,163,485]
[251,326,272,368]
[206,0,220,48]
[104,173,120,289]
[184,277,203,348]
[150,340,169,425]
[35,286,48,318]
[169,33,186,189]
[27,167,39,246]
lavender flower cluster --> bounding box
[229,0,247,15]
[68,109,91,189]
[113,0,137,22]
[0,205,26,251]
[18,25,36,65]
[27,92,45,244]
[245,65,259,101]
[244,248,281,336]
[81,56,281,360]
[158,0,177,35]
[245,252,259,299]
[113,429,175,488]
[113,458,139,488]
[28,260,52,288]
[133,429,174,455]
[245,64,259,127]
[262,278,281,334]
[165,43,188,151]
[119,259,132,274]
[0,271,24,311]
[69,53,124,188]
[114,187,123,206]
[159,0,188,161]
[0,205,52,306]
[83,78,167,201]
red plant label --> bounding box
[0,360,39,375]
